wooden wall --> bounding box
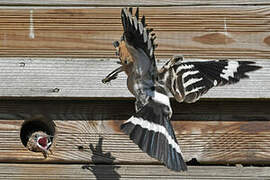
[0,1,270,179]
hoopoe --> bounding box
[102,8,261,171]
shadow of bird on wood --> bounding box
[82,137,121,180]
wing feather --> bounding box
[163,58,262,103]
[121,100,187,171]
[120,8,187,172]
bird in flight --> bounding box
[102,7,261,171]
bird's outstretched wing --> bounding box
[121,7,157,103]
[160,56,262,103]
[120,8,187,171]
[121,97,187,171]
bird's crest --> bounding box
[113,7,158,66]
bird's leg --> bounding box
[166,55,184,68]
[159,55,184,73]
[170,55,184,65]
[102,66,124,84]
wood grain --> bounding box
[0,2,269,178]
[0,100,268,168]
[0,164,269,180]
[0,7,269,58]
[1,0,270,6]
[0,58,267,98]
[1,119,270,164]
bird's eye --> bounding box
[34,134,38,140]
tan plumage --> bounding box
[26,131,53,158]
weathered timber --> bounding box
[0,1,268,179]
[0,0,270,6]
[0,7,269,58]
[0,164,269,180]
[1,116,270,164]
[0,58,267,98]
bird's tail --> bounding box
[121,99,187,171]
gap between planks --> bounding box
[0,99,268,121]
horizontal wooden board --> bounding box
[0,164,269,180]
[0,100,268,164]
[0,58,267,98]
[1,116,270,164]
[0,7,269,58]
[1,0,270,6]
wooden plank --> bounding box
[0,7,269,58]
[1,116,270,164]
[0,58,267,98]
[0,164,269,180]
[1,0,270,6]
[0,100,268,164]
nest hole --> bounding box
[20,116,56,148]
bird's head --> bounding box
[101,39,134,84]
[113,40,133,66]
[31,131,53,152]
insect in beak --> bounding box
[102,66,124,84]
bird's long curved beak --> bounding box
[102,66,124,84]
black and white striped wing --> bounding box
[120,8,187,171]
[121,95,187,172]
[172,60,261,103]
